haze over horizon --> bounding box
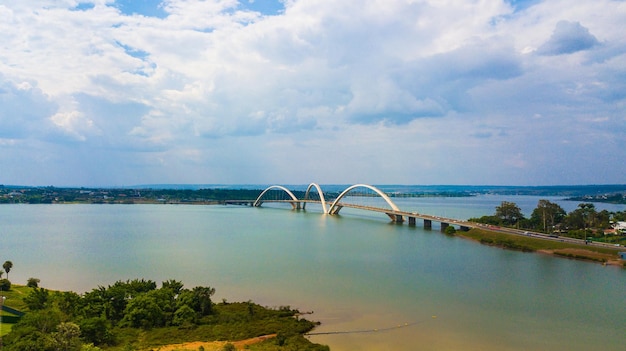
[1,0,625,187]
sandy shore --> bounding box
[153,334,276,351]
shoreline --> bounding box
[455,228,625,268]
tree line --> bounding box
[469,200,626,242]
[3,278,327,351]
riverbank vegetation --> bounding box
[457,228,622,264]
[1,279,328,351]
[469,200,626,246]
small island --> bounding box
[0,278,329,351]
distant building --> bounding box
[613,221,626,234]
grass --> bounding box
[457,228,623,264]
[1,284,32,311]
[1,284,31,336]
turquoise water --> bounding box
[0,198,625,350]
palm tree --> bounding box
[2,261,12,280]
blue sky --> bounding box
[1,0,625,186]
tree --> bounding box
[0,278,11,291]
[566,203,597,230]
[3,261,12,279]
[192,286,216,316]
[172,305,196,326]
[444,226,457,235]
[27,277,40,288]
[121,292,165,328]
[495,201,524,226]
[161,279,184,295]
[3,309,63,351]
[52,322,82,351]
[531,200,566,233]
[78,317,113,346]
[24,287,50,310]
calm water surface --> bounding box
[1,197,625,351]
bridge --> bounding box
[226,183,477,231]
[226,183,625,248]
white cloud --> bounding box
[0,0,625,186]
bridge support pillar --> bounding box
[441,222,449,232]
[408,217,416,226]
[386,213,404,223]
[424,219,432,229]
[460,226,470,232]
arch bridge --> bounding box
[250,183,475,231]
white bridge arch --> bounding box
[254,183,402,219]
[328,183,400,215]
[253,185,300,209]
[303,183,329,214]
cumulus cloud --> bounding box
[537,21,599,55]
[0,78,56,139]
[0,0,625,186]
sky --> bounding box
[0,0,625,187]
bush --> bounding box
[27,277,40,288]
[444,226,457,235]
[0,278,11,291]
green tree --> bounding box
[52,322,82,351]
[3,261,13,280]
[78,317,113,346]
[120,292,165,328]
[530,200,566,233]
[495,201,524,226]
[27,277,40,288]
[161,279,184,295]
[0,278,11,291]
[3,309,63,351]
[54,291,82,318]
[172,305,196,326]
[566,203,597,230]
[191,286,216,316]
[24,287,50,310]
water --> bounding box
[1,196,625,350]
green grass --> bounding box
[1,285,31,336]
[458,228,622,262]
[1,284,33,311]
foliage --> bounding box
[495,201,525,226]
[470,200,626,242]
[459,228,621,259]
[0,278,11,291]
[23,287,50,310]
[530,200,566,233]
[444,225,457,235]
[3,261,12,279]
[467,215,501,225]
[2,280,326,351]
[27,277,40,288]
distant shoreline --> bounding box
[2,184,626,205]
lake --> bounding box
[0,195,625,350]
